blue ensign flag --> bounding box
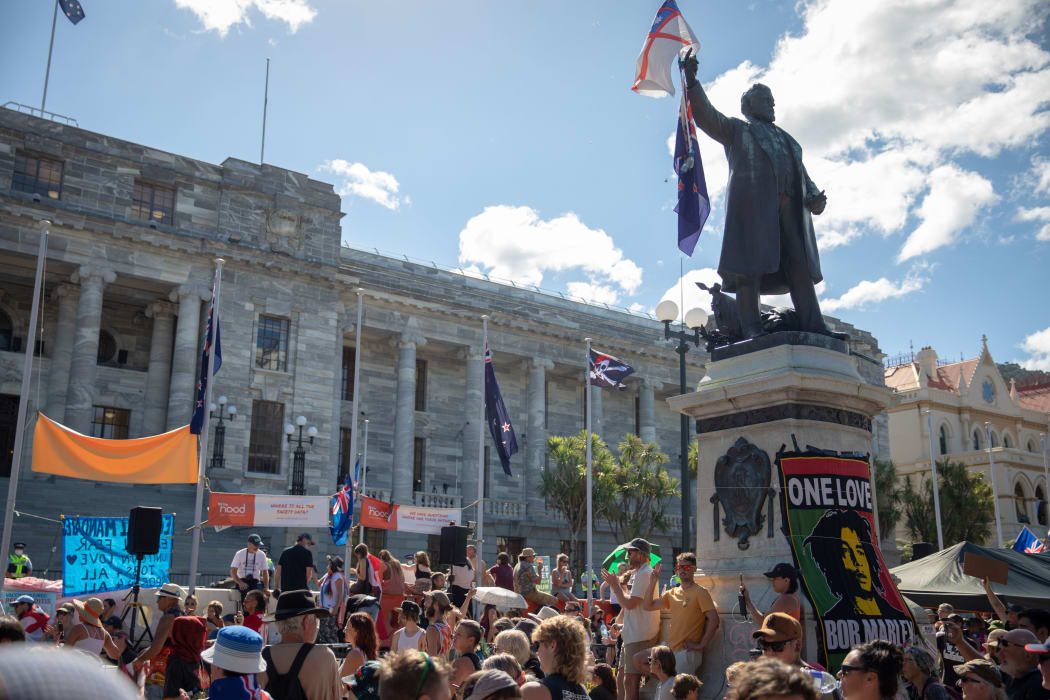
[589,348,635,390]
[331,459,358,546]
[189,291,221,435]
[59,0,86,25]
[485,346,518,476]
[1013,525,1045,553]
[674,83,710,256]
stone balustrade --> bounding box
[414,492,461,509]
[363,487,391,502]
[484,499,527,519]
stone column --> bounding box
[166,283,208,430]
[461,347,484,511]
[142,300,177,436]
[44,283,78,423]
[639,378,662,443]
[64,266,115,434]
[526,358,554,502]
[392,327,426,503]
[589,383,604,436]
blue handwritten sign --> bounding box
[62,515,173,597]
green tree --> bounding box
[541,431,616,573]
[600,434,681,544]
[900,458,994,546]
[872,458,902,540]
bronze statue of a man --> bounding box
[684,50,831,339]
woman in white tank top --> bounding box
[391,599,425,652]
[63,598,119,660]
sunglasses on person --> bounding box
[758,639,789,652]
[999,640,1016,648]
[1036,653,1050,664]
[676,564,695,571]
[837,664,868,676]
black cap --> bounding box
[263,589,329,622]
[13,542,25,549]
[247,534,263,546]
[1006,602,1025,613]
[515,619,538,639]
[297,533,314,544]
[625,538,651,555]
[763,563,799,579]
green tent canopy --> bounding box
[602,543,661,573]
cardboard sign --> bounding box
[963,552,1009,585]
[208,493,329,527]
[359,496,460,535]
[62,515,173,597]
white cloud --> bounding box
[567,282,620,306]
[319,159,402,210]
[1018,325,1050,371]
[174,0,316,36]
[897,165,998,262]
[762,281,827,309]
[628,302,647,314]
[657,267,722,319]
[1030,156,1050,196]
[458,206,642,299]
[820,275,926,313]
[1016,206,1050,241]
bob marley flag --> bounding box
[777,448,919,672]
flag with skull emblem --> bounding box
[589,349,635,390]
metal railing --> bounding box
[2,102,79,126]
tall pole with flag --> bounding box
[924,411,945,550]
[41,0,86,114]
[0,220,48,599]
[188,259,224,593]
[358,419,369,545]
[346,289,364,566]
[476,316,488,600]
[584,338,593,617]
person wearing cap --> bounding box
[514,548,559,609]
[392,599,426,653]
[377,649,453,700]
[231,535,270,603]
[986,628,1009,664]
[258,589,341,700]
[132,582,189,689]
[201,625,273,700]
[599,537,660,700]
[636,553,720,677]
[6,541,32,579]
[953,659,1006,700]
[276,533,317,595]
[984,578,1023,630]
[740,562,802,623]
[43,602,74,643]
[460,669,520,700]
[753,613,826,677]
[993,628,1050,700]
[12,594,49,642]
[1024,635,1050,692]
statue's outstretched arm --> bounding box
[686,81,734,147]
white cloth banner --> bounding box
[208,493,329,528]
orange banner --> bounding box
[31,413,197,484]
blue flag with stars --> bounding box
[59,0,86,25]
[674,76,710,255]
[484,345,518,476]
[189,281,221,435]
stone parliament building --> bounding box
[0,107,886,585]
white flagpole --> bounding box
[925,411,945,550]
[188,258,224,594]
[476,316,488,610]
[358,420,370,547]
[41,0,59,114]
[585,337,593,617]
[347,289,364,564]
[0,220,48,599]
[986,422,1003,546]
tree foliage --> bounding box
[872,458,903,539]
[900,458,994,546]
[600,434,681,544]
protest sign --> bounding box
[359,496,460,536]
[1,590,55,617]
[208,493,329,528]
[778,450,919,672]
[62,515,173,597]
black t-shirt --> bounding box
[1004,668,1050,700]
[936,632,964,687]
[277,544,314,592]
[590,686,617,700]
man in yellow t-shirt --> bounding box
[636,552,720,675]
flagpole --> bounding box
[986,422,1004,546]
[925,411,944,550]
[347,289,364,564]
[0,220,48,600]
[260,58,270,164]
[188,258,224,594]
[1041,432,1049,537]
[584,337,593,617]
[41,0,59,114]
[358,420,369,547]
[476,316,488,614]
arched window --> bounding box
[990,432,999,448]
[1037,485,1047,527]
[96,330,116,364]
[1029,440,1036,453]
[1014,483,1029,523]
[973,429,981,451]
[1003,434,1011,449]
[939,426,948,455]
[0,310,11,351]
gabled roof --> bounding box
[883,358,978,394]
[884,362,920,391]
[1017,381,1050,413]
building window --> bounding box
[496,536,524,560]
[364,528,385,556]
[97,330,117,364]
[1014,483,1029,523]
[1003,434,1011,449]
[415,359,427,411]
[413,437,425,492]
[247,400,284,473]
[973,429,980,451]
[634,395,641,436]
[12,152,62,199]
[337,427,353,486]
[130,181,174,225]
[1036,485,1047,527]
[938,426,948,456]
[483,445,491,498]
[1028,440,1036,453]
[0,311,12,351]
[91,406,129,439]
[255,316,289,371]
[341,347,356,402]
[990,432,999,448]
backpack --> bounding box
[262,643,313,700]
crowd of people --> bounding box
[1,535,1049,700]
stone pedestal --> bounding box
[668,336,891,696]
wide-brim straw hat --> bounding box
[73,598,105,628]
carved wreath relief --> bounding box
[713,437,771,550]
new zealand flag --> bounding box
[589,348,635,390]
[485,345,518,476]
[189,285,221,435]
[674,82,710,256]
[331,459,358,546]
[59,0,86,25]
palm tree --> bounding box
[600,434,681,544]
[872,458,902,540]
[900,458,994,546]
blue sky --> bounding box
[2,0,1048,369]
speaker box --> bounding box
[126,507,163,556]
[912,541,935,562]
[439,525,469,567]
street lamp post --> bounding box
[985,421,1003,546]
[286,415,318,495]
[655,299,708,554]
[208,395,236,470]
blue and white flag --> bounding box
[674,79,710,256]
[485,345,518,476]
[331,459,358,546]
[59,0,86,25]
[189,275,221,435]
[589,348,635,390]
[1013,525,1044,553]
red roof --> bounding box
[884,358,979,393]
[1017,381,1050,413]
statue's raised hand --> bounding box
[807,190,827,215]
[680,47,699,88]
